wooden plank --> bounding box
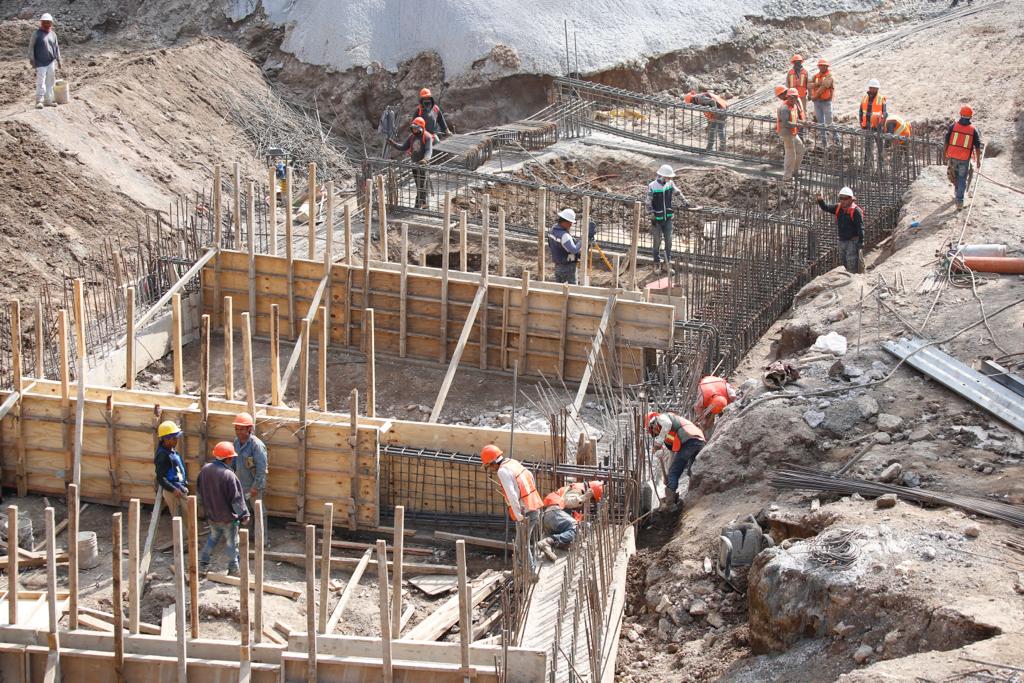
[580,195,591,287]
[456,541,473,674]
[399,224,409,359]
[204,572,301,599]
[125,287,135,389]
[318,503,333,633]
[238,528,251,673]
[391,506,404,636]
[138,486,163,591]
[241,312,256,417]
[479,197,490,371]
[127,499,140,635]
[309,162,318,260]
[172,517,187,683]
[261,550,456,576]
[407,575,457,597]
[223,296,234,399]
[254,499,265,644]
[269,165,278,256]
[297,318,310,523]
[286,165,296,338]
[305,524,317,683]
[318,306,328,412]
[428,284,487,423]
[365,309,376,418]
[186,496,200,639]
[281,267,330,394]
[325,547,372,634]
[6,505,17,626]
[402,571,501,642]
[377,539,392,682]
[433,531,514,552]
[247,179,257,318]
[517,272,530,370]
[44,506,60,682]
[270,305,281,406]
[160,605,175,638]
[536,187,546,281]
[213,165,223,329]
[77,607,161,635]
[67,483,79,630]
[112,511,123,682]
[572,293,617,414]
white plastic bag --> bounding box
[810,331,848,356]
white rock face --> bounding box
[227,0,883,78]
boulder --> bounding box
[853,644,874,664]
[876,413,904,433]
[876,494,898,509]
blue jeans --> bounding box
[839,239,860,273]
[522,509,540,574]
[706,120,726,151]
[200,521,240,571]
[951,159,971,204]
[542,507,578,547]
[554,263,577,284]
[651,218,673,264]
[667,438,704,493]
[813,100,839,145]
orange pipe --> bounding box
[962,256,1024,274]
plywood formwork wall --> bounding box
[204,251,675,384]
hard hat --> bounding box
[588,481,604,502]
[411,116,427,129]
[158,421,181,438]
[959,105,973,118]
[791,54,803,63]
[709,395,729,415]
[656,164,676,178]
[233,412,255,428]
[817,58,830,67]
[774,85,787,97]
[683,91,696,104]
[40,13,53,21]
[645,411,660,433]
[867,78,881,89]
[212,441,236,460]
[838,186,855,198]
[419,88,432,99]
[557,208,577,223]
[787,88,799,97]
[480,444,504,466]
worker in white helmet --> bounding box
[858,79,887,168]
[646,164,691,275]
[547,208,581,284]
[815,186,864,273]
[28,12,61,109]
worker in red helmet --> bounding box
[685,90,729,152]
[416,87,452,139]
[388,117,434,208]
[944,105,982,211]
[232,412,268,545]
[645,411,705,508]
[777,88,806,182]
[197,442,250,577]
[786,54,809,112]
[536,480,604,561]
[481,445,544,576]
[692,375,738,433]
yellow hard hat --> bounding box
[158,420,182,438]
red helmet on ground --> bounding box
[419,88,432,99]
[959,105,973,118]
[212,441,236,460]
[588,481,604,502]
[774,85,787,98]
[709,395,729,415]
[791,54,803,63]
[411,116,427,130]
[233,412,254,427]
[480,444,503,466]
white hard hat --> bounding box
[656,164,676,178]
[40,13,53,21]
[557,208,577,223]
[867,78,880,89]
[838,186,855,198]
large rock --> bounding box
[875,414,904,433]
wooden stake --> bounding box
[247,179,257,317]
[213,165,223,326]
[199,314,210,425]
[498,207,507,277]
[9,301,27,497]
[377,539,393,682]
[517,271,531,370]
[580,195,591,286]
[72,280,86,491]
[34,300,44,379]
[45,506,60,681]
[318,503,333,633]
[112,511,124,682]
[10,302,23,393]
[223,296,234,400]
[7,505,17,625]
[233,161,241,242]
[254,499,265,643]
[269,165,278,256]
[344,203,352,266]
[308,162,317,260]
[67,483,79,630]
[239,528,251,666]
[128,498,140,635]
[172,293,183,395]
[613,253,622,289]
[241,312,255,417]
[305,524,317,683]
[186,495,199,638]
[125,287,135,389]
[58,309,69,404]
[365,308,376,418]
[629,201,641,291]
[348,388,360,531]
[391,506,404,637]
[324,180,334,349]
[286,165,296,338]
[537,187,547,282]
[172,516,187,683]
[399,223,409,358]
[456,540,472,673]
[459,210,468,272]
[318,305,328,411]
[480,196,490,370]
[377,175,389,262]
[297,318,310,522]
[270,304,281,406]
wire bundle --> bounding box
[807,528,861,569]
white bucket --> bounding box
[77,531,99,569]
[958,244,1007,258]
[53,79,69,105]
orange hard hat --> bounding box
[480,444,503,466]
[419,88,432,99]
[817,58,830,67]
[684,91,696,104]
[791,54,803,63]
[709,395,729,415]
[411,116,427,129]
[959,105,973,118]
[787,88,799,97]
[233,412,254,428]
[212,441,236,460]
[588,481,604,502]
[774,85,787,97]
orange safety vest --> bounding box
[700,93,729,121]
[542,482,589,521]
[835,202,861,222]
[660,413,705,453]
[889,117,911,145]
[500,459,544,519]
[776,103,804,135]
[811,71,833,101]
[945,121,975,161]
[787,68,808,98]
[859,93,886,129]
[698,376,732,409]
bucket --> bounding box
[77,531,99,569]
[53,79,69,105]
[958,244,1007,258]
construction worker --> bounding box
[548,208,581,284]
[786,54,809,113]
[154,420,189,518]
[858,79,887,167]
[647,164,691,274]
[232,412,268,545]
[944,105,982,211]
[685,91,728,151]
[536,481,604,561]
[882,114,912,161]
[810,58,838,146]
[387,117,433,208]
[777,88,806,182]
[480,445,544,576]
[692,375,738,433]
[197,442,250,577]
[645,411,705,508]
[28,13,61,109]
[816,186,863,273]
[416,88,451,139]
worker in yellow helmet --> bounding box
[154,420,189,518]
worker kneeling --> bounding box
[646,411,705,508]
[536,481,604,561]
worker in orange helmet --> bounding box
[387,117,434,208]
[480,445,544,576]
[786,54,809,113]
[692,375,738,433]
[197,442,250,577]
[536,480,604,561]
[232,412,268,545]
[645,411,705,508]
[777,88,806,182]
[685,90,729,152]
[810,58,838,147]
[415,87,452,139]
[944,105,982,211]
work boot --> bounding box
[35,100,44,109]
[661,490,680,510]
[44,100,56,107]
[198,563,210,579]
[537,538,557,562]
[226,565,240,577]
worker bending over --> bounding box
[692,375,738,433]
[548,208,582,284]
[859,79,887,168]
[480,445,544,577]
[233,412,269,546]
[816,186,864,273]
[944,105,982,211]
[777,88,806,182]
[387,117,433,208]
[685,91,729,151]
[536,481,604,561]
[415,88,452,139]
[197,442,250,577]
[645,411,705,508]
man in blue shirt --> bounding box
[153,420,188,518]
[548,208,582,284]
[233,412,269,545]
